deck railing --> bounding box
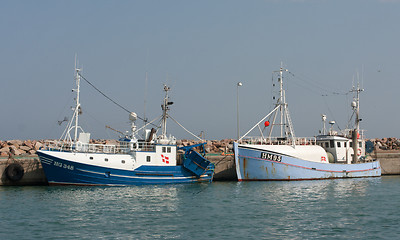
[43,141,156,154]
[239,136,317,146]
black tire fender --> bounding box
[5,163,25,182]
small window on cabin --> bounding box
[337,142,341,148]
[167,147,171,153]
[350,142,353,148]
[325,142,329,148]
[121,160,125,164]
[330,140,334,148]
[105,158,108,162]
[344,142,347,148]
[359,142,363,148]
[162,147,166,153]
[90,157,93,160]
[146,156,151,162]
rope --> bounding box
[168,115,203,141]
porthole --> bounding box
[105,158,108,162]
[89,157,93,160]
[121,160,125,164]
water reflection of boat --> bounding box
[38,62,214,185]
[234,65,381,181]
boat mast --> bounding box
[351,81,363,163]
[279,65,284,137]
[239,64,295,144]
[161,85,172,138]
[272,64,295,143]
[73,58,81,142]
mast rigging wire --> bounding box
[78,73,157,127]
[282,71,349,131]
[168,114,203,141]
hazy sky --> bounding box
[1,0,399,141]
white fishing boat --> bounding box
[37,62,214,185]
[234,65,381,181]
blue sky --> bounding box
[1,0,399,141]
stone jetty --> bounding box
[2,137,399,157]
[0,140,44,157]
[1,138,400,185]
[0,139,236,157]
[367,138,400,151]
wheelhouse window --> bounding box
[162,147,166,153]
[325,142,329,148]
[330,140,334,148]
[146,156,151,162]
[167,147,171,153]
[337,142,341,148]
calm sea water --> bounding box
[1,176,399,240]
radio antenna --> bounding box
[144,71,148,123]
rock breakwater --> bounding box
[0,140,44,157]
[0,139,237,156]
[1,138,400,157]
[368,138,400,151]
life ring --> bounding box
[357,148,362,156]
[5,163,24,182]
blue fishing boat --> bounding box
[37,62,214,185]
[234,65,381,181]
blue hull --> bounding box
[234,142,381,181]
[38,151,214,186]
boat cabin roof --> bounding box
[316,135,349,142]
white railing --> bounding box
[239,136,317,146]
[42,140,156,154]
[341,129,365,140]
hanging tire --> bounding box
[5,163,24,182]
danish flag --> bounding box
[321,156,327,162]
[161,154,169,164]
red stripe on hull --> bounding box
[237,175,381,181]
[238,154,381,173]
